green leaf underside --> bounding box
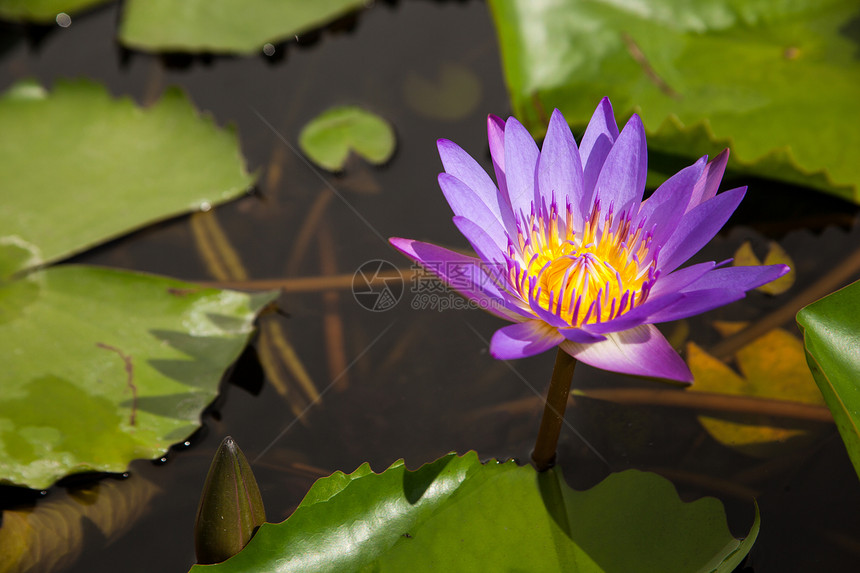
[487,0,860,202]
[797,279,860,480]
[0,265,277,489]
[0,0,111,22]
[191,452,758,572]
[298,106,396,172]
[0,79,254,275]
[118,0,366,54]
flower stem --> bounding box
[532,348,577,472]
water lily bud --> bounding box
[194,436,266,564]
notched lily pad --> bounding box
[191,451,758,572]
[0,0,112,23]
[119,0,366,54]
[0,265,278,489]
[298,106,396,172]
[0,79,255,276]
[487,0,860,201]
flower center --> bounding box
[508,200,658,327]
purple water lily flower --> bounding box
[390,99,788,382]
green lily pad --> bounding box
[487,0,860,202]
[119,0,366,54]
[0,79,255,275]
[0,0,112,22]
[0,265,277,489]
[190,452,758,572]
[797,279,860,480]
[298,106,396,172]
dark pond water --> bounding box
[2,1,860,571]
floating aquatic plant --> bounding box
[391,98,788,468]
[392,98,788,382]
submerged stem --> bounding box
[532,348,577,472]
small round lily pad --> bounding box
[298,106,396,172]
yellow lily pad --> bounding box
[732,241,796,295]
[688,327,826,457]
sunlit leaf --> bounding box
[797,279,860,480]
[190,451,758,572]
[0,0,111,22]
[402,63,482,121]
[0,265,277,489]
[0,475,159,573]
[688,327,826,457]
[298,106,396,172]
[732,241,796,295]
[0,79,255,275]
[119,0,366,54]
[487,0,860,201]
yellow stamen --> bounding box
[509,202,656,327]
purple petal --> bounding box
[579,97,619,204]
[490,320,563,359]
[582,292,685,334]
[658,187,746,274]
[558,327,607,344]
[594,113,647,216]
[632,263,788,322]
[504,116,540,218]
[438,173,508,253]
[636,157,706,246]
[645,289,745,323]
[389,237,528,321]
[687,149,729,212]
[681,264,790,293]
[488,114,508,199]
[648,261,716,298]
[453,216,506,267]
[645,264,790,323]
[525,287,571,328]
[561,324,693,382]
[537,109,584,224]
[579,97,619,167]
[437,139,516,233]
